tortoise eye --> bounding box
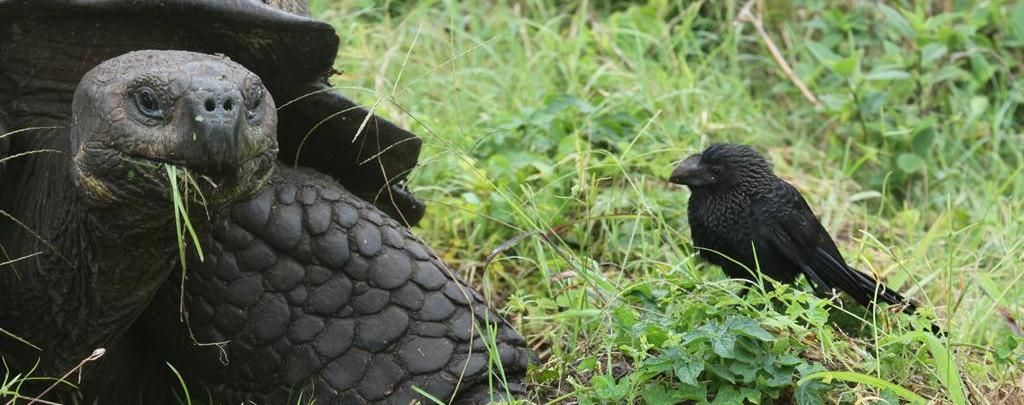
[247,92,261,115]
[245,81,264,124]
[133,87,164,120]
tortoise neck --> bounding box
[0,128,193,373]
[44,219,183,372]
[0,198,189,372]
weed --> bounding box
[323,0,1024,402]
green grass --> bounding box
[317,0,1024,403]
[2,0,1021,403]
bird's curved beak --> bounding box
[669,153,703,185]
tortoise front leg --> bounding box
[146,164,530,404]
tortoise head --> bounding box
[71,50,278,214]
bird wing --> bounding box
[753,181,907,307]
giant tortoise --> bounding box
[0,1,531,403]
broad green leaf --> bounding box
[866,68,911,81]
[877,4,914,38]
[681,325,711,345]
[710,331,737,358]
[805,41,839,63]
[674,357,704,386]
[764,361,794,387]
[578,357,598,371]
[730,360,759,382]
[739,387,763,404]
[860,91,888,116]
[969,96,989,119]
[706,362,737,384]
[921,43,948,64]
[968,54,995,84]
[645,345,688,371]
[799,371,927,404]
[591,374,631,399]
[994,335,1022,362]
[543,94,581,114]
[725,316,775,341]
[640,384,675,404]
[532,367,560,383]
[678,383,709,402]
[928,65,969,83]
[460,192,481,205]
[912,127,935,154]
[896,153,927,173]
[711,386,742,405]
[818,93,850,112]
[795,381,827,405]
[711,386,762,405]
[829,55,860,78]
[882,40,905,63]
[731,338,760,363]
[1011,1,1024,43]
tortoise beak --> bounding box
[179,77,249,175]
[669,154,702,185]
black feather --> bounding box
[670,143,936,332]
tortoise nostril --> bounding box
[204,99,216,112]
[224,99,234,111]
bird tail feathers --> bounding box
[846,265,915,311]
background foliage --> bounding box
[312,0,1024,403]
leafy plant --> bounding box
[328,0,1022,402]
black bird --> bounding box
[668,143,916,311]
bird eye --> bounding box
[133,87,164,120]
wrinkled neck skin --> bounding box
[0,22,200,372]
[0,127,202,373]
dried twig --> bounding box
[735,0,821,107]
[14,348,106,405]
